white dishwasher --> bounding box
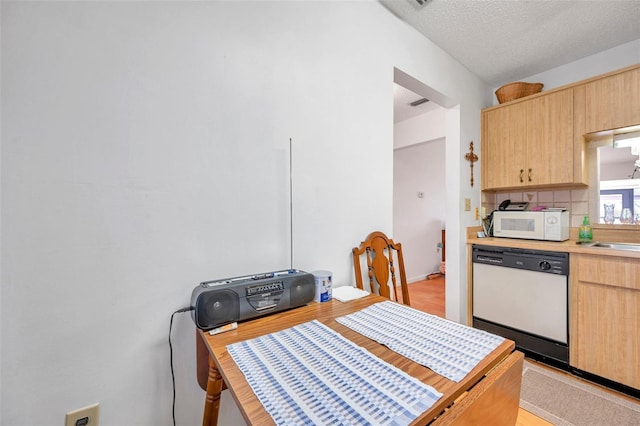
[472,244,569,365]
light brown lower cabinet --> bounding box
[570,254,640,389]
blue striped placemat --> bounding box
[336,301,505,382]
[227,320,442,426]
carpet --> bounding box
[520,361,640,426]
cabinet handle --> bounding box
[528,168,532,182]
[519,169,524,183]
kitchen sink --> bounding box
[586,241,640,252]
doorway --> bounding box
[393,67,468,323]
[392,81,446,282]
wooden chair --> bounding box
[352,231,410,305]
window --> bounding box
[593,137,640,225]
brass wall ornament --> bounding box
[465,141,478,187]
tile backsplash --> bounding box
[483,188,591,227]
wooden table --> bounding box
[199,294,523,425]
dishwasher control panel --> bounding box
[472,245,568,275]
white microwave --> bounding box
[493,210,570,241]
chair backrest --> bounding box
[352,231,410,305]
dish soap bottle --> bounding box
[579,216,592,242]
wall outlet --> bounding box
[65,403,99,426]
[464,198,471,211]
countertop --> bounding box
[466,232,640,259]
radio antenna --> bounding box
[289,137,293,271]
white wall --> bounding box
[393,137,446,281]
[394,107,447,150]
[1,2,490,425]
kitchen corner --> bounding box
[466,225,640,258]
[466,226,640,397]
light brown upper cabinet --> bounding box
[481,101,526,190]
[526,89,576,186]
[585,67,640,133]
[481,64,640,192]
[481,89,577,191]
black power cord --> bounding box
[169,306,194,426]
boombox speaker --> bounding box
[191,269,315,330]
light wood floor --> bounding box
[400,275,446,317]
[405,276,553,426]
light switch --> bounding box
[464,198,471,211]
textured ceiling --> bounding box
[381,0,640,86]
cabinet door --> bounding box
[481,102,526,190]
[526,89,574,185]
[585,68,640,133]
[570,254,640,389]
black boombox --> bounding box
[191,269,315,330]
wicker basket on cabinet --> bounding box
[495,82,543,103]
